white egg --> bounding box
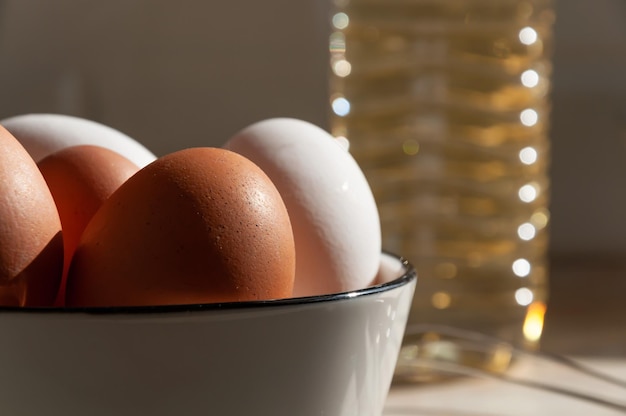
[225,118,381,297]
[0,113,156,167]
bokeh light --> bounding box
[519,146,538,165]
[519,26,538,45]
[331,97,351,116]
[519,183,539,203]
[517,222,536,241]
[332,12,349,30]
[512,258,531,277]
[521,69,540,88]
[515,287,534,306]
[520,108,538,126]
[431,292,451,309]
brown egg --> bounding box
[37,145,140,306]
[66,147,295,307]
[0,125,63,307]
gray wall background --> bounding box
[0,0,624,256]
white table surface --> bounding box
[385,356,626,415]
[384,256,626,416]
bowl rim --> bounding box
[0,253,416,315]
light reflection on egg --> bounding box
[65,147,296,307]
[225,118,381,297]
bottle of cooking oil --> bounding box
[328,0,555,381]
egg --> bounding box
[0,125,63,307]
[65,147,295,307]
[37,145,140,306]
[224,118,381,297]
[1,113,156,168]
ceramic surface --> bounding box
[0,253,416,416]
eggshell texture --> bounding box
[0,125,63,306]
[224,118,381,297]
[38,145,140,306]
[65,147,296,307]
[1,113,156,168]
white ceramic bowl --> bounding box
[0,252,416,416]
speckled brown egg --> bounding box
[65,147,295,307]
[0,125,63,307]
[37,145,140,306]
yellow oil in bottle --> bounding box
[328,0,554,380]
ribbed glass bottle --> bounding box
[328,0,555,381]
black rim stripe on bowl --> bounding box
[0,254,416,315]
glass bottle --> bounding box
[328,0,555,381]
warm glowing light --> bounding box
[519,26,538,45]
[517,222,536,241]
[512,258,531,277]
[332,97,351,116]
[332,12,349,29]
[531,209,549,229]
[432,292,451,309]
[521,69,539,88]
[333,59,352,77]
[523,301,546,342]
[518,183,538,203]
[519,146,538,165]
[520,108,538,126]
[515,287,534,305]
[402,139,420,155]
